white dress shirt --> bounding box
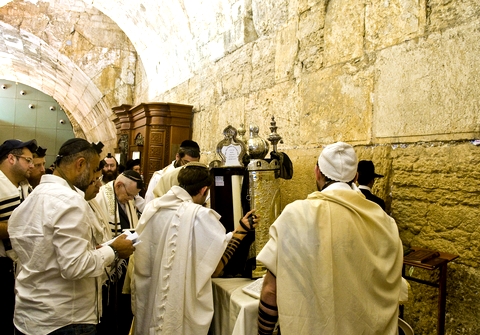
[8,174,115,335]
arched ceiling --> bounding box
[91,0,244,95]
[0,20,105,136]
[0,0,254,148]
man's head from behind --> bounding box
[126,159,141,174]
[114,170,143,204]
[357,160,383,186]
[177,162,213,204]
[316,142,358,190]
[102,153,118,183]
[175,140,201,167]
[54,138,103,192]
[0,139,38,186]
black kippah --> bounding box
[55,138,103,166]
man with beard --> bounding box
[8,138,135,335]
[95,170,143,335]
[256,142,403,335]
[0,138,37,335]
[26,145,47,190]
[102,152,119,184]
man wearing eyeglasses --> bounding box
[94,169,143,335]
[0,138,37,335]
[8,138,135,335]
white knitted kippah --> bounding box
[318,142,358,182]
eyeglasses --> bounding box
[122,184,137,198]
[13,155,34,166]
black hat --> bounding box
[357,160,384,179]
[35,146,47,158]
[0,139,38,159]
[180,140,200,151]
[55,139,103,166]
[126,159,141,170]
[122,170,144,190]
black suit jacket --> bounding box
[360,188,386,211]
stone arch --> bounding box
[0,0,139,149]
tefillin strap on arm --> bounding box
[238,214,256,233]
[220,236,242,267]
[220,214,256,266]
[258,298,278,335]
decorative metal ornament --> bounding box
[247,124,269,159]
[216,125,247,166]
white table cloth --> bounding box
[210,278,259,335]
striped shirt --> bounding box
[0,169,21,257]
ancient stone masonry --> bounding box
[0,0,479,333]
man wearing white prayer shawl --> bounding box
[133,162,259,335]
[257,142,403,335]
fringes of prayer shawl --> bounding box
[104,258,128,286]
[155,216,180,331]
[103,258,128,307]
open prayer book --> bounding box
[242,276,264,299]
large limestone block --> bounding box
[374,21,480,143]
[324,0,364,66]
[427,0,480,33]
[365,0,426,52]
[297,2,326,73]
[252,0,289,36]
[297,0,326,15]
[277,148,318,208]
[275,20,298,83]
[299,59,374,145]
[245,80,300,146]
[215,44,254,99]
[251,36,275,91]
[191,101,249,157]
[390,142,480,266]
[187,66,218,113]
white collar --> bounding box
[358,185,372,191]
[322,182,358,192]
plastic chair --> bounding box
[398,318,414,335]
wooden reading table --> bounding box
[402,246,459,335]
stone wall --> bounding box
[0,0,478,333]
[151,1,480,334]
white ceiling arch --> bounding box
[0,20,113,138]
[0,0,255,146]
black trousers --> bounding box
[96,264,132,335]
[0,257,15,335]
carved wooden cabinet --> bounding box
[112,102,193,186]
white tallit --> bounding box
[95,180,139,235]
[152,167,181,199]
[257,183,403,335]
[134,186,228,335]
